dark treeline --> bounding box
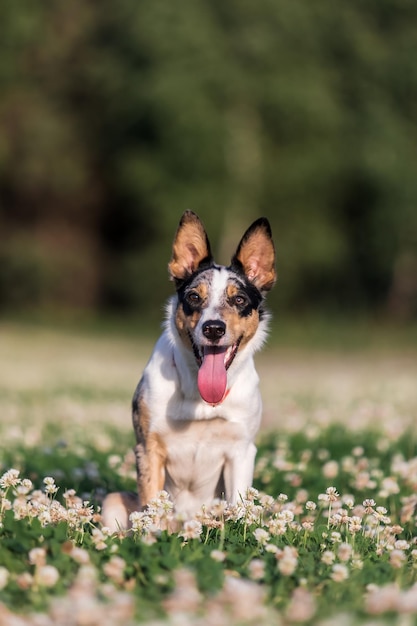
[0,0,416,320]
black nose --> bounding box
[202,320,226,342]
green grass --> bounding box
[0,321,416,624]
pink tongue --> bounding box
[197,347,227,405]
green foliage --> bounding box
[0,1,417,318]
[1,423,417,623]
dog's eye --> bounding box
[186,291,201,305]
[234,294,248,308]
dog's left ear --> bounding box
[169,210,213,283]
[231,217,276,293]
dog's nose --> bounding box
[202,320,226,342]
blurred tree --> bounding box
[0,0,416,319]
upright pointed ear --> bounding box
[231,217,276,293]
[168,211,213,283]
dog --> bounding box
[102,210,276,530]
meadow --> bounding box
[0,319,417,625]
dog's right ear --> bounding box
[169,211,213,283]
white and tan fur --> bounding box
[102,211,276,530]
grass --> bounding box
[0,319,417,624]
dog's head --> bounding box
[168,210,276,405]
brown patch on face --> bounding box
[226,283,240,300]
[175,282,208,348]
[223,283,260,348]
[221,305,260,349]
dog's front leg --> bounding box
[224,442,257,504]
[135,432,167,506]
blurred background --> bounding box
[1,0,417,328]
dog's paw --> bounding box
[101,491,139,532]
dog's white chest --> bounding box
[162,418,246,514]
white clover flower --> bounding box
[317,449,330,461]
[16,479,33,496]
[92,528,108,550]
[265,543,279,554]
[0,498,11,511]
[340,456,354,472]
[373,508,391,524]
[141,533,157,546]
[108,454,122,469]
[103,556,126,585]
[331,563,349,582]
[36,565,60,587]
[343,496,355,509]
[29,547,46,566]
[16,572,34,590]
[253,528,270,545]
[321,550,336,565]
[209,498,228,517]
[277,546,298,576]
[348,516,362,534]
[365,583,400,614]
[0,469,20,489]
[281,509,295,523]
[376,506,388,515]
[180,520,202,540]
[286,587,316,623]
[390,549,406,569]
[43,477,58,495]
[277,493,288,502]
[295,489,309,504]
[210,550,226,562]
[248,558,265,580]
[325,487,340,501]
[147,490,174,518]
[352,555,364,570]
[38,509,52,526]
[0,567,9,590]
[394,540,410,551]
[63,488,77,500]
[379,477,400,497]
[245,487,259,501]
[337,542,353,562]
[306,501,317,511]
[239,501,263,524]
[13,500,30,520]
[268,518,287,536]
[259,494,275,509]
[322,461,339,479]
[129,510,145,531]
[363,499,376,513]
[69,547,90,564]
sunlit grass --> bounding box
[0,320,417,624]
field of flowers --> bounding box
[0,322,416,625]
